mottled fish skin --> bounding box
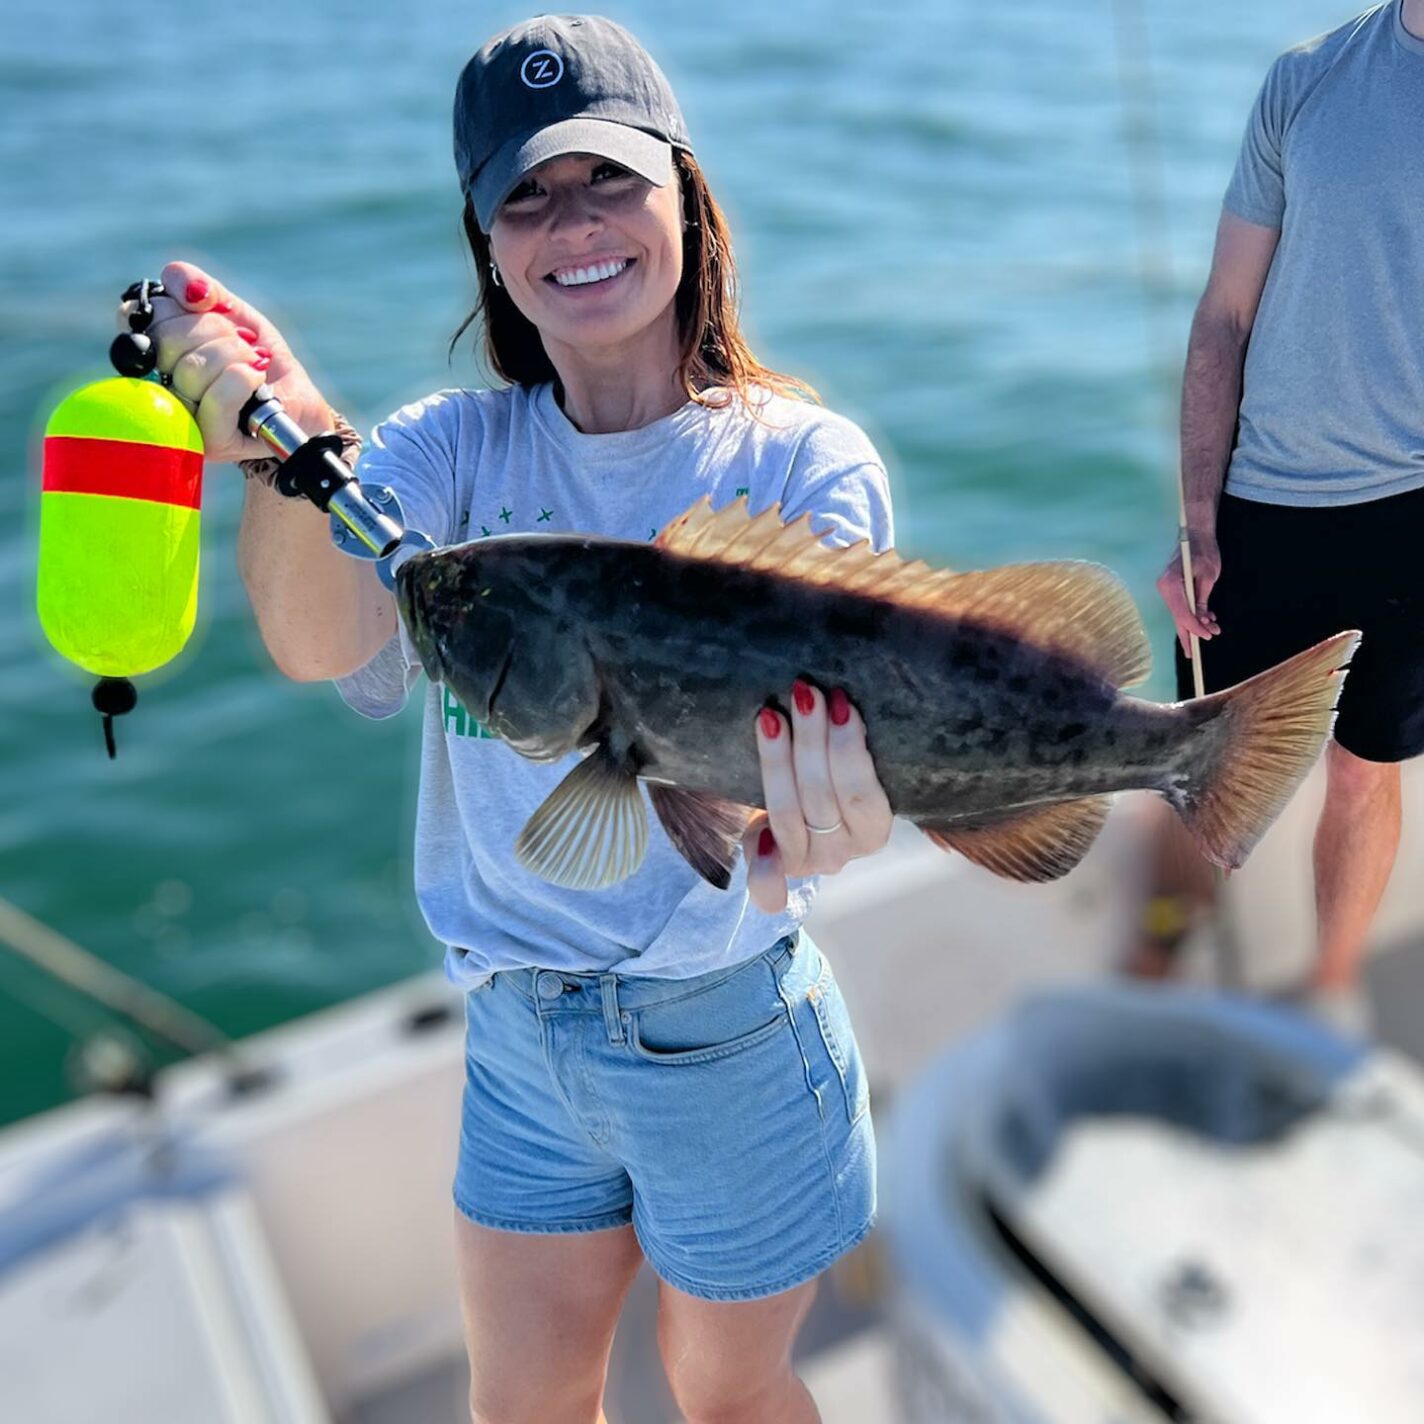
[396,534,1203,819]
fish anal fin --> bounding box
[515,743,648,890]
[651,498,1148,687]
[648,785,753,890]
[921,795,1113,883]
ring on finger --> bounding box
[804,817,845,835]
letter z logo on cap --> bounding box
[520,50,563,88]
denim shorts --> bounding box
[453,929,876,1302]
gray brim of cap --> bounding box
[470,117,674,232]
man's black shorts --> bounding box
[1173,486,1424,764]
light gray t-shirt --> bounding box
[332,380,894,989]
[1224,0,1424,507]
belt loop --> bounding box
[599,973,625,1045]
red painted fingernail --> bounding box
[184,279,209,303]
[758,827,776,857]
[235,326,258,344]
[759,708,781,739]
[829,688,850,726]
[211,300,233,315]
[251,345,271,360]
[250,356,271,371]
[793,680,815,716]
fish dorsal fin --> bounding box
[515,743,648,890]
[654,495,950,601]
[654,497,1150,688]
[922,795,1113,883]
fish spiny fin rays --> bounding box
[1172,629,1359,869]
[654,497,1150,688]
[648,785,753,890]
[654,495,951,602]
[921,795,1114,883]
[515,743,648,890]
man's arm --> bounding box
[1157,208,1280,652]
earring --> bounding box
[489,261,503,288]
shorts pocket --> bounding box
[806,962,871,1127]
[628,1011,787,1065]
[627,954,792,1066]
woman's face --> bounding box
[487,153,684,354]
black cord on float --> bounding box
[85,282,169,760]
[92,677,138,760]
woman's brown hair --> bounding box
[447,150,818,413]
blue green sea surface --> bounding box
[0,0,1349,1126]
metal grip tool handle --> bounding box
[239,385,399,552]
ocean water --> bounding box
[0,0,1350,1126]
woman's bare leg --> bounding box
[656,1274,821,1424]
[454,1213,644,1424]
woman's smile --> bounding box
[544,255,638,295]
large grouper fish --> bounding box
[395,495,1359,891]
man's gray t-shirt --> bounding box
[1225,0,1424,507]
[332,381,894,989]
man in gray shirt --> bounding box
[1135,1,1424,1021]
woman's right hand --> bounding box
[1156,528,1222,657]
[115,259,334,465]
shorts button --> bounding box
[537,972,565,1000]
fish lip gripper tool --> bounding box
[235,383,435,590]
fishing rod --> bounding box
[1111,0,1242,984]
[37,277,435,757]
[0,894,273,1100]
[1109,1,1207,702]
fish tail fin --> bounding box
[1172,630,1360,868]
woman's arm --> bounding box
[237,480,398,682]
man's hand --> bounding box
[741,681,894,914]
[1156,530,1223,658]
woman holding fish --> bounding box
[123,13,1357,1421]
[128,15,894,1423]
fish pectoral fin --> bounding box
[921,795,1113,883]
[648,785,753,890]
[515,743,649,890]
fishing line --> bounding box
[1110,0,1243,988]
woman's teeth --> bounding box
[550,258,630,287]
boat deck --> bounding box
[340,814,1424,1424]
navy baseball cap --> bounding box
[454,15,693,233]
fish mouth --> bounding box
[395,559,445,683]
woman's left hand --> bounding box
[742,680,895,914]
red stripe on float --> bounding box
[43,436,203,509]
